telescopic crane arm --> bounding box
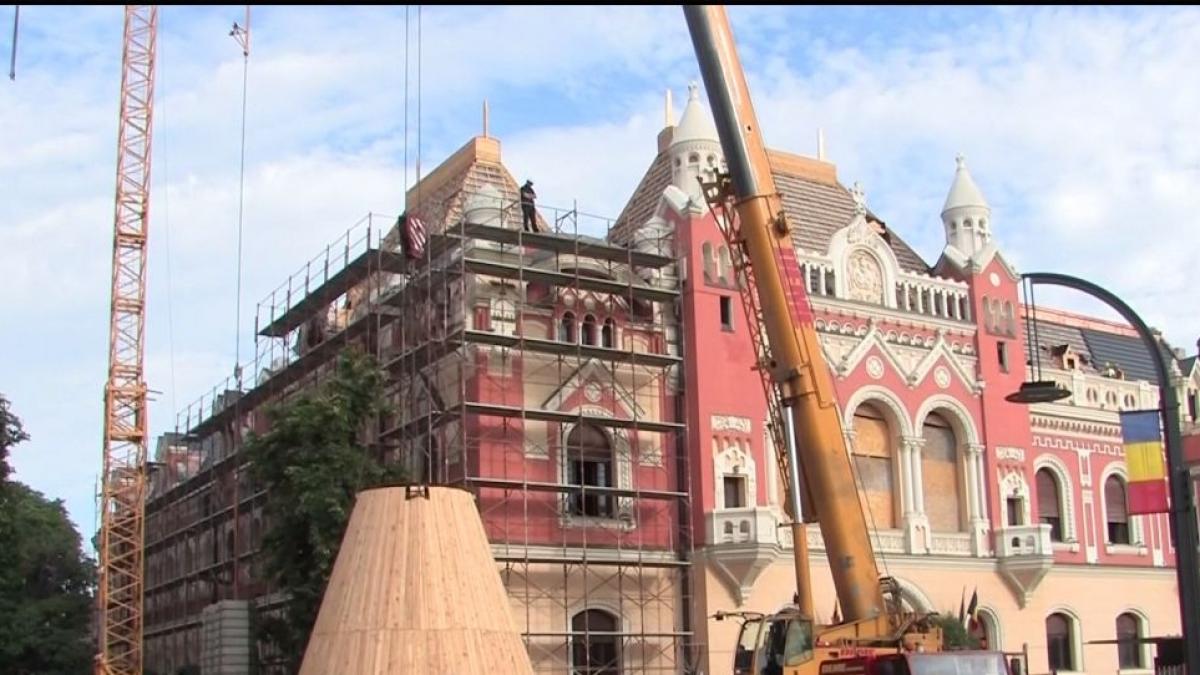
[683,4,886,625]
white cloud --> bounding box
[4,5,1198,543]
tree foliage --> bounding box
[0,394,96,674]
[933,612,982,650]
[245,350,401,672]
[1,393,30,482]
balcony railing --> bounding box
[707,507,781,546]
[995,524,1053,558]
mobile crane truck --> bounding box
[683,7,1015,674]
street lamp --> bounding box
[1009,272,1199,674]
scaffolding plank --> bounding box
[381,401,681,441]
[385,328,679,371]
[464,402,682,433]
[469,477,686,500]
[463,258,678,303]
[384,334,465,372]
[492,555,689,569]
[462,330,680,368]
[258,249,406,337]
[523,631,693,638]
[187,307,392,439]
[445,221,675,268]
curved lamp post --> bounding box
[1010,272,1199,672]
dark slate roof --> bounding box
[1023,321,1094,371]
[611,151,672,244]
[774,172,929,274]
[610,149,932,274]
[1022,319,1189,385]
[1079,328,1161,384]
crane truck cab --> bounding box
[724,608,1012,675]
[728,609,813,675]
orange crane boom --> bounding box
[684,4,885,623]
[97,6,156,674]
[685,8,1019,675]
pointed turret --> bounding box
[941,154,993,261]
[668,82,724,205]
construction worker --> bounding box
[520,179,538,232]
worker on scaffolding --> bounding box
[520,179,539,232]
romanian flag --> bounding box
[1120,410,1169,515]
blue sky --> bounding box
[3,4,1199,545]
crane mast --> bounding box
[98,6,156,674]
[683,5,886,624]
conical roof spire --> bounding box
[672,81,718,145]
[941,154,990,215]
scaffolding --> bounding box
[142,190,696,674]
[143,213,401,673]
[387,193,691,674]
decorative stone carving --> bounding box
[711,414,752,434]
[930,533,973,555]
[934,366,951,389]
[584,382,602,403]
[846,250,884,305]
[866,356,884,380]
[995,446,1025,463]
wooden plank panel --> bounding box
[299,486,534,675]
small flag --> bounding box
[1120,410,1169,515]
[400,212,427,260]
[957,587,965,626]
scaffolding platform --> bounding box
[385,328,681,373]
[258,248,406,337]
[382,402,683,441]
[427,220,675,269]
[185,303,397,439]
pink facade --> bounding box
[610,85,1194,674]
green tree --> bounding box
[933,612,981,650]
[246,350,401,673]
[1,393,30,481]
[0,394,97,674]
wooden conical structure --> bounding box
[299,486,534,674]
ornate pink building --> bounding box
[609,84,1197,675]
[143,84,1200,675]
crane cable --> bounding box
[159,16,177,417]
[8,5,17,81]
[403,6,408,198]
[231,7,250,383]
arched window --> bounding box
[851,404,895,529]
[969,609,998,651]
[1036,468,1063,542]
[718,245,732,285]
[571,609,620,675]
[1116,612,1143,669]
[702,242,716,283]
[1046,613,1075,672]
[1003,301,1016,337]
[922,412,962,532]
[566,425,614,518]
[560,312,576,343]
[582,315,597,346]
[1105,475,1131,545]
[602,318,616,349]
[491,298,517,336]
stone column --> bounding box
[901,435,930,554]
[966,442,990,555]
